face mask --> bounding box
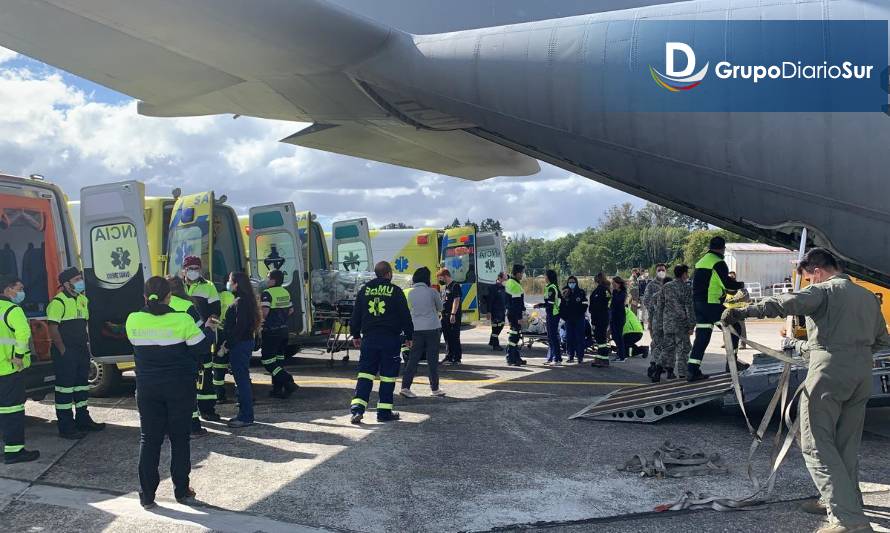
[226,281,235,292]
[438,279,445,285]
[73,280,86,293]
[656,271,666,280]
[11,291,25,304]
[568,282,577,289]
[186,270,201,281]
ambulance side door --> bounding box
[80,181,151,360]
[249,203,309,334]
[331,218,373,272]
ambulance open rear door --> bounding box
[331,218,373,272]
[249,203,310,335]
[80,181,151,362]
[476,231,506,315]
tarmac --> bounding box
[1,320,889,532]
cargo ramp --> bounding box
[570,374,734,423]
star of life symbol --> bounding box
[111,247,131,270]
[368,297,386,316]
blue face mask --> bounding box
[568,282,577,289]
[73,280,86,293]
[226,281,235,292]
[11,291,25,304]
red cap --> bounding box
[183,255,202,269]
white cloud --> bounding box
[0,49,640,236]
[0,49,16,65]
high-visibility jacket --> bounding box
[46,290,90,349]
[505,277,525,319]
[169,295,202,326]
[125,306,208,386]
[187,278,221,321]
[261,286,292,331]
[218,290,235,325]
[695,252,727,305]
[0,297,31,376]
[544,283,561,317]
[623,306,644,335]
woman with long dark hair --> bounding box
[220,271,260,428]
[126,276,210,508]
[610,276,628,361]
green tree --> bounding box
[682,229,750,266]
[598,202,637,231]
[479,218,502,232]
[636,202,708,230]
[379,222,414,229]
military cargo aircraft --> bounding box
[0,0,888,288]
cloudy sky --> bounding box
[0,48,640,238]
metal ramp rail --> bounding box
[570,373,734,423]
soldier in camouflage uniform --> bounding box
[642,264,669,381]
[655,265,695,380]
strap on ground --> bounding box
[655,324,807,513]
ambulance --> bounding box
[0,173,73,400]
[351,226,506,323]
[240,209,373,343]
[79,181,247,395]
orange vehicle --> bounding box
[0,174,75,400]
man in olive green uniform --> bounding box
[723,248,889,533]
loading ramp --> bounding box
[570,374,734,423]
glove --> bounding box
[721,307,747,325]
[781,336,797,351]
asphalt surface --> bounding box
[1,321,889,532]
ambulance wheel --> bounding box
[89,360,122,397]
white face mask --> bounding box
[186,270,201,281]
[656,271,666,280]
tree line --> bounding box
[506,202,748,278]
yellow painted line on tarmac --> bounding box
[250,377,644,387]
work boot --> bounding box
[200,411,222,422]
[175,486,197,505]
[800,499,827,516]
[518,359,528,366]
[4,449,40,464]
[647,361,657,380]
[815,524,874,533]
[377,411,401,422]
[350,410,364,425]
[59,430,87,440]
[283,380,297,398]
[651,364,664,383]
[687,368,709,382]
[269,388,286,399]
[139,492,156,510]
[75,412,106,432]
[665,367,676,380]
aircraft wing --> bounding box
[0,0,539,179]
[282,124,539,180]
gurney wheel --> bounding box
[342,355,350,365]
